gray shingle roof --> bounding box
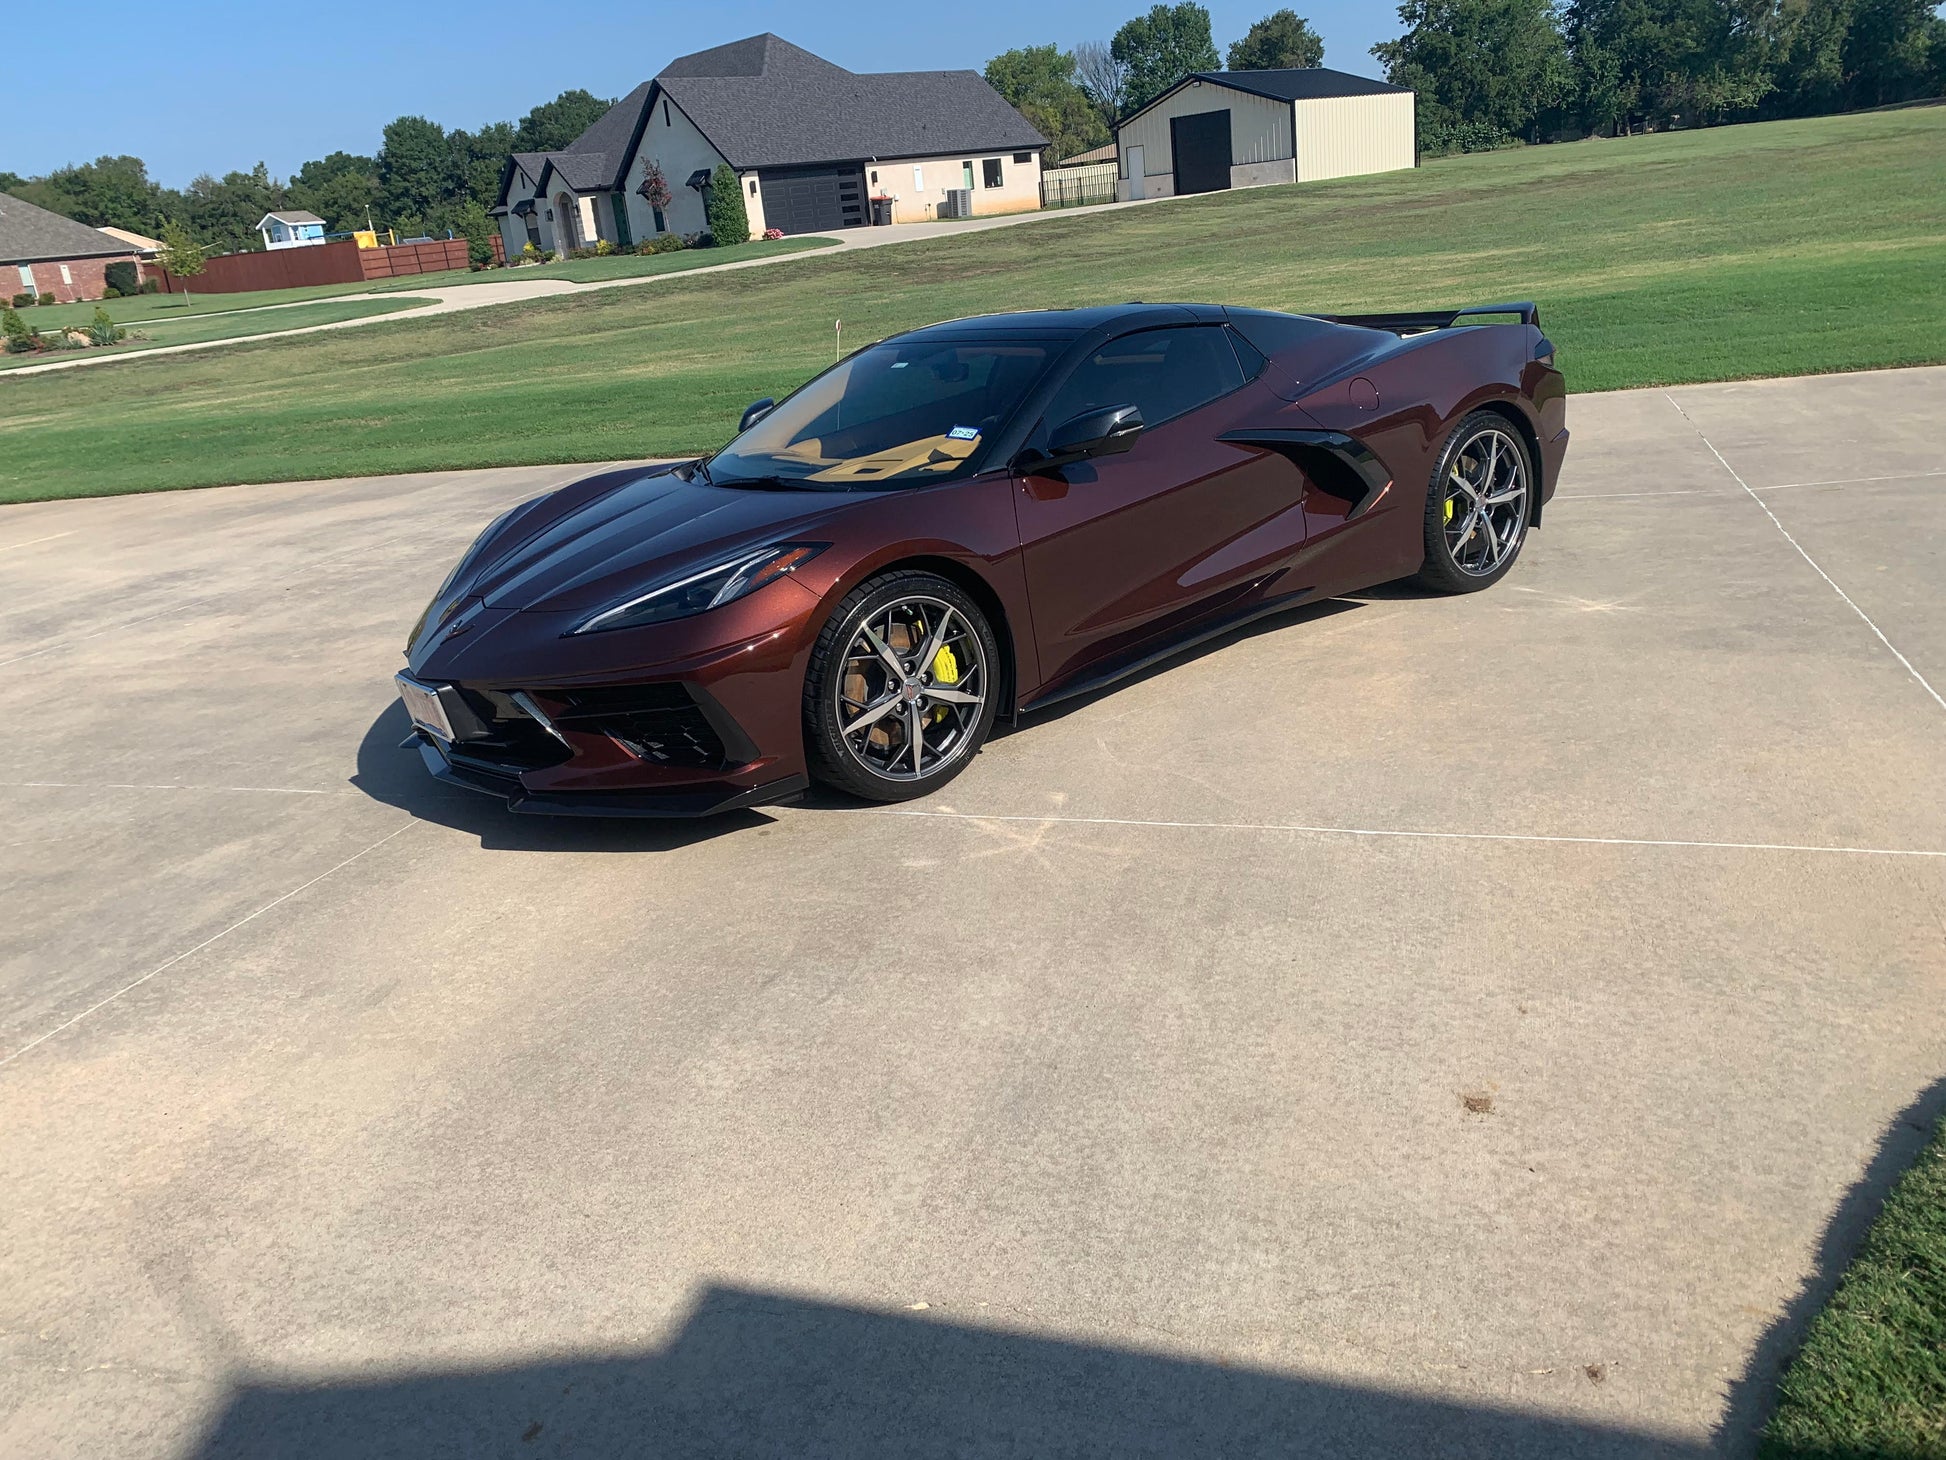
[1184,67,1411,105]
[0,191,141,266]
[500,33,1046,202]
[656,35,1045,169]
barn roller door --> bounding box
[759,166,866,234]
[1170,110,1232,196]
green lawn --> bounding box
[18,278,466,329]
[0,297,431,371]
[3,108,1942,503]
[1760,1113,1946,1459]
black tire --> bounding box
[804,570,1002,803]
[1414,409,1536,594]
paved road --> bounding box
[1,369,1943,1457]
[0,200,1163,378]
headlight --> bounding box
[570,543,827,635]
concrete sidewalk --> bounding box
[1,367,1943,1457]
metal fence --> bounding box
[1040,163,1119,210]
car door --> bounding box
[1013,325,1310,693]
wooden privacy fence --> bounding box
[152,237,476,295]
[1040,163,1119,209]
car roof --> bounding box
[894,303,1235,343]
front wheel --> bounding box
[804,571,1001,802]
[1415,411,1534,593]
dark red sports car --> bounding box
[398,302,1568,815]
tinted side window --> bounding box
[1042,326,1246,434]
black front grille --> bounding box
[448,687,572,773]
[549,684,728,771]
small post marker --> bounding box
[835,319,842,361]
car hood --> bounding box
[451,465,849,617]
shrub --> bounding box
[762,228,784,241]
[140,279,161,294]
[87,307,125,347]
[101,286,123,299]
[11,292,32,309]
[647,233,684,254]
[594,238,616,256]
[2,306,34,353]
[704,165,750,245]
[541,249,558,262]
[103,260,139,296]
[519,241,541,264]
[36,291,59,305]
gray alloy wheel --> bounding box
[1416,411,1534,593]
[805,572,1000,802]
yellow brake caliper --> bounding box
[1444,495,1455,524]
[930,643,959,724]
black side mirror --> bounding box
[1032,404,1145,469]
[739,398,776,433]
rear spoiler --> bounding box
[1317,302,1541,336]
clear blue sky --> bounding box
[2,1,1403,188]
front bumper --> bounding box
[418,738,808,818]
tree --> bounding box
[184,163,287,253]
[158,220,206,305]
[984,45,1112,159]
[1074,39,1133,122]
[512,89,615,153]
[704,165,749,245]
[6,155,180,233]
[1112,3,1223,112]
[289,152,380,233]
[1561,0,1773,132]
[1377,0,1573,149]
[1842,0,1945,106]
[377,115,456,230]
[1228,10,1326,70]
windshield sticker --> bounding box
[947,425,982,441]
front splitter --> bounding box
[416,739,808,819]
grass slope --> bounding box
[2,109,1941,503]
[0,297,430,371]
[1760,1114,1946,1459]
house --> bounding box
[1114,68,1415,201]
[97,225,165,258]
[258,211,328,250]
[0,191,141,304]
[492,33,1048,257]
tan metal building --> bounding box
[1113,68,1415,201]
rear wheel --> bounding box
[804,571,1000,802]
[1415,411,1534,593]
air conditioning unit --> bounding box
[941,188,973,220]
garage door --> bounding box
[759,167,866,234]
[1170,110,1233,196]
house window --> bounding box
[652,206,665,233]
[663,100,670,126]
[17,264,34,292]
[912,166,925,191]
[982,158,1004,188]
[1014,152,1032,164]
[748,179,757,196]
[869,169,878,185]
[59,264,73,284]
[961,160,974,189]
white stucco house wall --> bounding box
[1113,68,1415,202]
[492,33,1049,258]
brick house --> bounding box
[0,191,141,304]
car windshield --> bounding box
[707,339,1054,490]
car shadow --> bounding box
[171,1075,1946,1460]
[350,700,775,853]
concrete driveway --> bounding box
[2,368,1942,1458]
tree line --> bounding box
[0,89,613,259]
[987,1,1943,160]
